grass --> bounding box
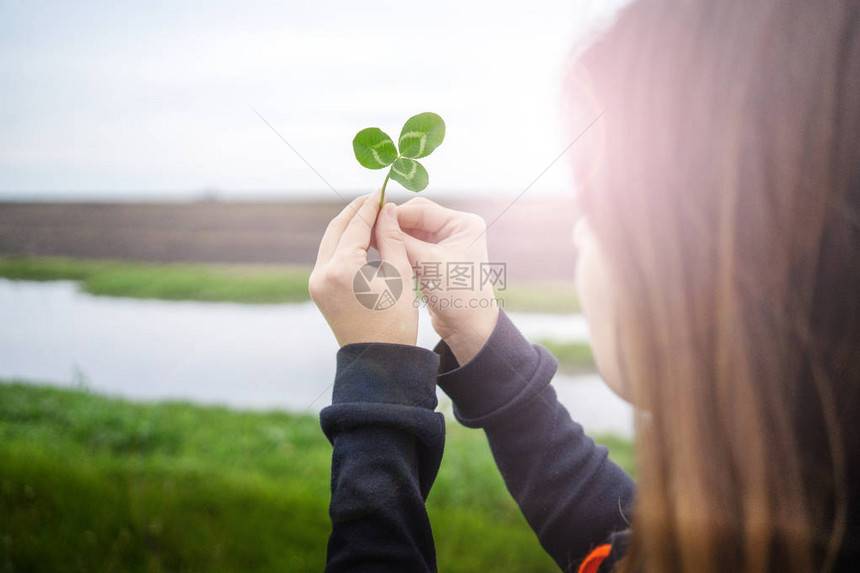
[0,255,581,313]
[538,339,596,374]
[500,281,581,314]
[0,256,311,304]
[0,381,633,573]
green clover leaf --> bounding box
[389,157,429,192]
[352,112,446,207]
[398,112,445,159]
[352,128,398,169]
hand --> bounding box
[309,190,418,347]
[394,197,500,364]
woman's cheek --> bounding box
[575,226,630,401]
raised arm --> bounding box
[394,198,634,570]
[320,343,444,572]
[310,191,445,570]
[435,309,634,570]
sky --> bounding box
[0,0,629,202]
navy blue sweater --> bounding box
[320,310,635,572]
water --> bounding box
[0,279,633,437]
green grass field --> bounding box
[498,282,581,314]
[537,340,596,373]
[0,256,580,313]
[0,256,311,304]
[0,382,633,572]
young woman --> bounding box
[309,1,860,571]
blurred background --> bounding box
[0,0,633,571]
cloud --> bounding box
[0,0,628,199]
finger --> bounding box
[316,195,368,265]
[400,230,438,268]
[336,188,382,257]
[395,198,462,239]
[375,203,413,279]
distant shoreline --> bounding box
[0,255,581,314]
[0,188,574,203]
[0,199,581,282]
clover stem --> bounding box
[380,166,393,208]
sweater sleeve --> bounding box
[435,309,635,571]
[319,342,445,573]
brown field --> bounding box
[0,197,579,282]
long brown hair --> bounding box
[570,1,860,571]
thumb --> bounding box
[375,203,413,276]
[391,210,438,267]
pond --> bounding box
[0,279,633,437]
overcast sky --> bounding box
[0,0,629,201]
